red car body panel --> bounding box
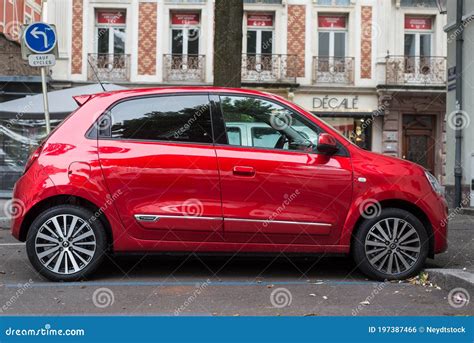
[11,87,448,256]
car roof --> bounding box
[88,86,280,101]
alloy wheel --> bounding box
[364,217,421,275]
[34,214,97,275]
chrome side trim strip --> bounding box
[134,214,332,227]
[134,214,159,222]
[224,218,332,227]
[134,214,222,222]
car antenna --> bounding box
[87,59,106,92]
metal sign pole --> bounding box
[40,66,51,134]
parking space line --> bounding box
[4,280,385,288]
[0,243,24,246]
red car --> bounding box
[11,87,448,281]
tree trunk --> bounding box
[213,0,243,87]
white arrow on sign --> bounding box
[31,26,49,47]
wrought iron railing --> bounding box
[87,53,131,82]
[0,53,41,76]
[385,55,446,85]
[312,56,354,85]
[241,54,297,84]
[163,54,206,82]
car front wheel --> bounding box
[26,205,106,282]
[352,208,429,280]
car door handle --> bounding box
[233,166,255,176]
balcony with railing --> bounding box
[87,53,131,82]
[385,55,446,86]
[241,54,297,84]
[163,54,206,83]
[312,56,354,85]
[0,53,41,77]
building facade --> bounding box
[445,0,474,207]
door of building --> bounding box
[402,115,435,174]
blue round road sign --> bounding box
[24,23,57,54]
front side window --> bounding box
[220,96,319,151]
[107,95,212,143]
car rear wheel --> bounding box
[26,205,106,282]
[352,208,429,280]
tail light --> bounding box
[24,144,43,174]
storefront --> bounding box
[292,91,382,152]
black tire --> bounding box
[26,205,107,282]
[352,208,429,281]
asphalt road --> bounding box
[0,216,472,316]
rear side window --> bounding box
[106,95,212,143]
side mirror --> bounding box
[317,133,339,155]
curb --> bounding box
[425,268,474,294]
[459,208,474,217]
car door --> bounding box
[213,94,353,246]
[97,93,224,242]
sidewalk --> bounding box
[0,198,10,229]
[424,214,474,293]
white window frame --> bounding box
[169,13,201,56]
[94,11,127,55]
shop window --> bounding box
[322,117,372,150]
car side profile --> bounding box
[11,87,448,282]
